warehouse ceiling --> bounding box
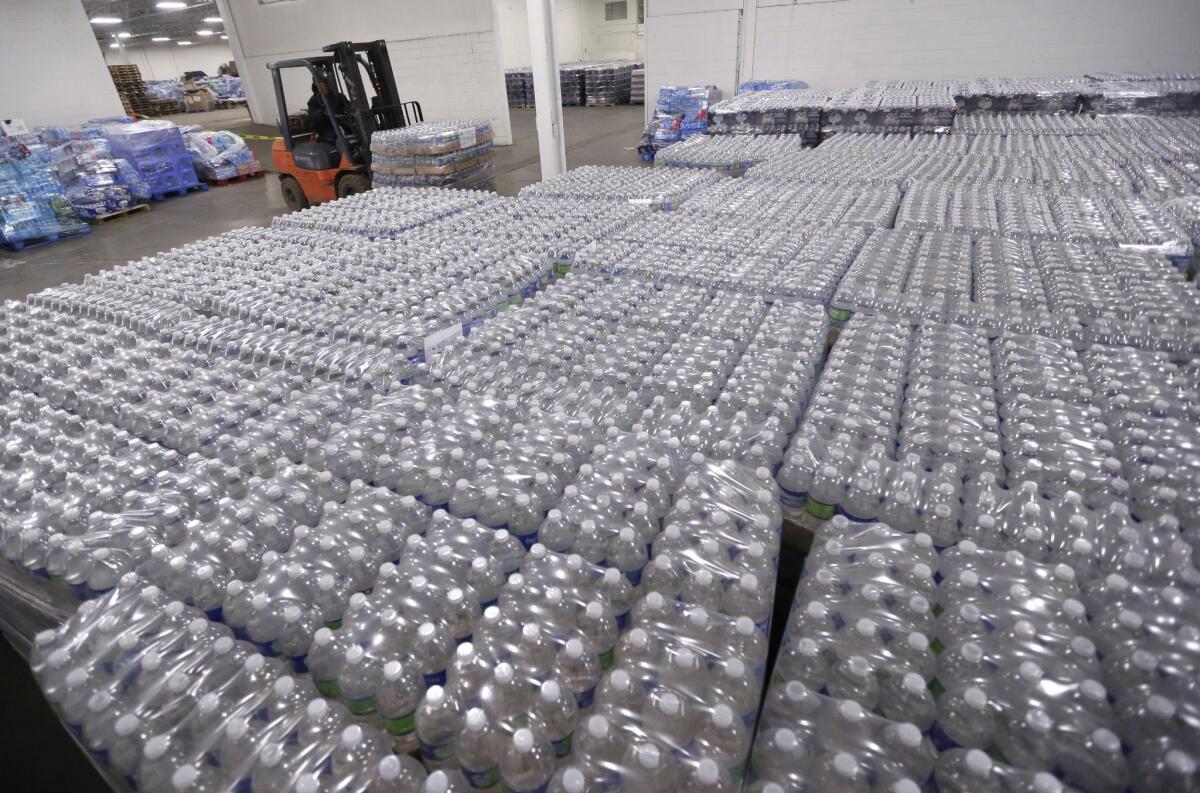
[82,0,225,47]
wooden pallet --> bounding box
[0,226,91,252]
[149,183,210,202]
[85,204,151,224]
[203,170,265,187]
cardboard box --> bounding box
[183,91,215,113]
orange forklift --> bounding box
[268,41,423,210]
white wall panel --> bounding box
[219,0,512,144]
[0,0,124,128]
[750,0,1200,89]
[105,42,237,82]
[644,8,741,112]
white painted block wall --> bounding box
[647,0,1200,119]
[0,0,124,128]
[105,42,237,82]
[217,0,512,145]
[751,0,1200,89]
[644,0,742,112]
[496,0,586,69]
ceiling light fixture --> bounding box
[117,32,132,39]
[220,35,228,40]
[152,37,171,42]
[90,16,122,25]
[197,30,214,36]
[177,41,193,46]
[203,16,222,23]
[108,42,119,49]
[156,2,187,9]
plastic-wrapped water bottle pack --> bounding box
[401,197,645,272]
[422,274,829,471]
[708,89,836,135]
[371,121,495,158]
[758,518,1150,793]
[70,227,557,363]
[1083,346,1200,538]
[831,230,1200,353]
[894,184,1191,253]
[680,180,902,230]
[272,187,495,239]
[516,165,723,211]
[654,134,809,172]
[31,578,429,792]
[775,317,1149,530]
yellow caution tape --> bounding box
[240,134,281,140]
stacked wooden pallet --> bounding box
[108,65,179,118]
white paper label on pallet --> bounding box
[424,322,463,360]
[458,128,477,150]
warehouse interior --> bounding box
[2,0,1200,790]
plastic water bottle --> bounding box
[417,685,464,770]
[457,707,502,793]
[499,728,555,793]
[378,659,423,754]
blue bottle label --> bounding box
[423,668,448,688]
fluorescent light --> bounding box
[203,16,222,23]
[156,2,187,9]
[220,35,228,40]
[152,37,171,42]
[197,30,214,36]
[90,16,122,25]
[117,32,132,39]
[177,41,193,46]
[109,43,119,49]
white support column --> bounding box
[526,0,567,180]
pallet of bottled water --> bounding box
[681,179,903,230]
[709,88,831,135]
[829,229,1200,354]
[272,187,495,239]
[517,165,722,211]
[654,134,809,173]
[399,196,645,274]
[754,514,1200,793]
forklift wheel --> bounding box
[336,172,372,199]
[280,176,310,212]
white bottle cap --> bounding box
[426,685,445,706]
[377,755,401,781]
[562,768,586,793]
[466,707,486,731]
[306,699,328,719]
[839,700,865,723]
[1032,772,1063,793]
[891,781,920,793]
[513,728,535,753]
[171,765,199,790]
[965,749,992,776]
[658,691,681,716]
[635,742,661,769]
[903,673,926,695]
[425,771,450,793]
[712,704,734,728]
[1166,750,1197,776]
[834,753,859,779]
[964,687,988,710]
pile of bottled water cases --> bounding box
[2,97,1200,793]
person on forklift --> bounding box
[307,79,350,145]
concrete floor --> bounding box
[0,104,646,302]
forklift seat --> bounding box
[291,141,342,171]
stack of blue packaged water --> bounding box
[0,138,89,247]
[638,85,720,159]
[183,128,262,181]
[51,138,150,218]
[103,120,201,198]
[145,80,186,111]
[207,76,244,100]
[739,78,810,92]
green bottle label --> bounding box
[805,498,836,520]
[314,678,340,697]
[346,696,377,716]
[384,709,416,736]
